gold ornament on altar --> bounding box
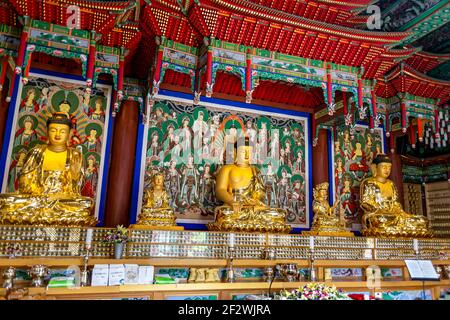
[0,113,97,226]
[135,172,177,227]
[360,154,432,238]
[207,137,291,233]
[303,182,353,237]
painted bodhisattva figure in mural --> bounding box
[20,87,40,113]
[14,116,38,147]
[0,113,97,226]
[179,154,200,207]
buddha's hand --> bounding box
[360,202,377,213]
[71,154,82,178]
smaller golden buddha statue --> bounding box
[135,173,178,228]
[0,113,97,226]
[360,154,432,238]
[303,182,353,237]
[207,138,291,233]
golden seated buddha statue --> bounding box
[207,138,291,233]
[0,113,97,226]
[360,154,432,238]
[303,182,353,237]
[135,173,177,227]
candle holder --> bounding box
[80,247,91,287]
[2,266,16,290]
[28,265,49,287]
[309,249,316,282]
[226,246,235,283]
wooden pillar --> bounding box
[104,100,139,227]
[312,128,329,187]
[388,151,404,207]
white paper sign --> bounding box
[91,264,109,286]
[108,264,125,286]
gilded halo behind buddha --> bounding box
[207,138,292,233]
[0,113,97,226]
[359,154,432,238]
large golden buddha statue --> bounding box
[304,182,353,236]
[0,113,97,226]
[135,173,178,227]
[360,154,432,238]
[207,138,291,233]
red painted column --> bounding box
[104,100,139,227]
[205,47,213,97]
[21,51,32,85]
[401,101,407,133]
[370,89,377,132]
[409,123,416,148]
[0,56,8,91]
[245,49,251,102]
[434,109,440,139]
[15,20,29,75]
[117,50,125,100]
[357,76,363,113]
[86,32,96,88]
[152,47,163,95]
[312,129,329,187]
[326,64,333,115]
[417,118,423,142]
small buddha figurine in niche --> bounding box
[136,172,177,227]
[360,154,432,238]
[207,137,291,233]
[0,113,97,226]
[305,182,353,236]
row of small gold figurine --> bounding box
[187,268,221,283]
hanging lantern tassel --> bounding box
[390,134,395,153]
[0,56,8,91]
[86,36,96,88]
[417,118,423,142]
[385,111,390,137]
[409,124,416,149]
[6,74,16,102]
[312,116,318,147]
[434,109,440,140]
[401,102,407,133]
[21,51,32,85]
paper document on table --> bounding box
[404,260,440,280]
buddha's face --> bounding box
[344,180,350,188]
[319,189,328,200]
[153,174,164,187]
[376,162,391,179]
[88,158,94,166]
[28,90,35,100]
[156,109,162,117]
[356,143,361,150]
[48,123,70,147]
[90,129,97,138]
[236,145,251,165]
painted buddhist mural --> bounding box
[2,73,111,217]
[141,99,310,228]
[333,125,384,231]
